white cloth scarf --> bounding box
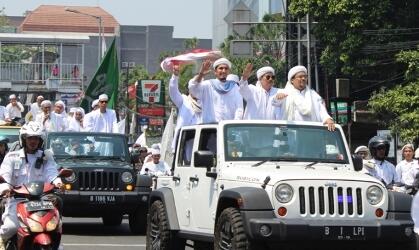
[186,95,201,113]
[284,82,320,122]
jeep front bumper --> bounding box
[242,211,416,243]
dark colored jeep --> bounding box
[46,132,152,234]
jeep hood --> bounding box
[220,163,382,186]
[55,158,132,170]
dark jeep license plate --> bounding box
[89,195,116,204]
[323,226,366,240]
[25,201,54,212]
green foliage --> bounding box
[219,14,287,87]
[0,7,8,26]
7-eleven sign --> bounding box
[140,80,162,104]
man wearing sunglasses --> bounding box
[273,65,335,131]
[84,94,117,133]
[188,58,243,123]
[239,64,282,119]
[363,136,400,186]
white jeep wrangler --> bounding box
[147,120,417,250]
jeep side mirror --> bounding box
[352,155,363,171]
[58,168,74,178]
[194,151,214,170]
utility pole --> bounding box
[122,61,135,141]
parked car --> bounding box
[45,132,153,234]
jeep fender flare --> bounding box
[149,188,180,230]
[386,191,413,220]
[215,187,273,220]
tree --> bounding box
[368,49,419,144]
[219,14,287,86]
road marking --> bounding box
[64,243,146,247]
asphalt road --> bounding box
[61,217,146,250]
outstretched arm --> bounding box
[169,64,184,108]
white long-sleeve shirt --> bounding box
[30,103,42,121]
[170,75,202,151]
[5,102,24,119]
[363,159,400,185]
[239,80,282,120]
[396,159,419,185]
[140,160,171,176]
[188,77,243,123]
[84,109,118,133]
[35,112,67,132]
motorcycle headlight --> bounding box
[275,184,294,203]
[366,185,383,205]
[46,216,58,231]
[121,172,133,183]
[65,172,76,183]
[27,218,43,233]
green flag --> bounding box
[80,38,119,111]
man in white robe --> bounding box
[188,58,243,123]
[169,64,202,154]
[5,94,25,125]
[273,65,335,131]
[83,99,99,132]
[140,149,171,176]
[84,94,117,133]
[29,95,44,121]
[35,100,67,132]
[67,108,85,132]
[239,64,282,120]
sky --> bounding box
[1,0,213,39]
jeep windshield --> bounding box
[224,124,349,164]
[46,133,128,160]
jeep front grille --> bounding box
[78,171,120,191]
[299,186,363,216]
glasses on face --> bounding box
[264,75,275,80]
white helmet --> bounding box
[19,121,46,147]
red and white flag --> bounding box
[160,49,223,72]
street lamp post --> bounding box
[122,61,135,141]
[65,8,103,65]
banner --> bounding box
[80,38,119,111]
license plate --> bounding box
[89,195,116,204]
[323,226,366,240]
[25,201,54,212]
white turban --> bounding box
[41,100,52,107]
[36,95,44,100]
[91,99,99,108]
[55,100,65,108]
[288,65,307,82]
[69,107,77,113]
[257,66,275,80]
[99,94,109,101]
[213,58,232,69]
[226,74,239,83]
[9,94,16,100]
[354,145,368,154]
[151,148,161,155]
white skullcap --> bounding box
[91,99,99,108]
[257,66,275,80]
[213,58,232,69]
[151,148,161,155]
[76,107,85,116]
[98,94,109,101]
[401,143,414,152]
[41,100,52,107]
[226,74,239,83]
[9,94,16,99]
[55,100,65,108]
[37,95,44,100]
[69,107,77,113]
[354,145,368,154]
[288,65,307,82]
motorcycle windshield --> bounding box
[24,181,45,197]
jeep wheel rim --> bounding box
[150,209,161,250]
[219,220,233,250]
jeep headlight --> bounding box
[121,172,133,183]
[366,185,383,205]
[275,184,294,203]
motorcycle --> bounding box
[0,168,73,250]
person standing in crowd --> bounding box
[363,136,400,186]
[354,145,370,160]
[239,64,282,119]
[169,64,202,155]
[53,100,67,118]
[140,148,171,176]
[273,66,335,131]
[83,99,99,132]
[4,94,24,126]
[188,58,243,123]
[66,107,77,123]
[67,108,85,132]
[396,143,418,186]
[0,136,9,165]
[84,94,117,133]
[29,95,44,121]
[35,100,67,132]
